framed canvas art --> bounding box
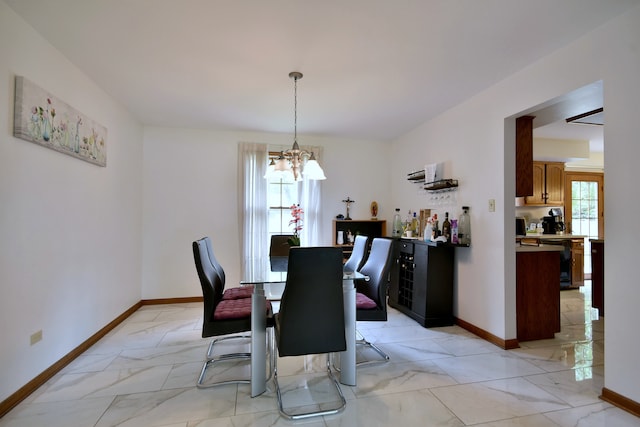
[13,76,107,166]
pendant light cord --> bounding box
[293,75,298,144]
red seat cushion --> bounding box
[213,297,271,320]
[222,285,254,300]
[356,292,377,309]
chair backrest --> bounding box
[276,246,346,356]
[193,239,224,327]
[343,235,369,273]
[357,238,393,309]
[269,235,294,257]
[202,236,226,285]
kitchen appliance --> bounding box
[516,217,526,236]
[541,239,572,288]
[542,208,564,234]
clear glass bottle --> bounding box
[424,218,432,241]
[412,212,419,234]
[392,208,402,237]
[458,206,471,245]
[431,213,439,240]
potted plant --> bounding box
[288,204,303,246]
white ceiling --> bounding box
[5,0,636,143]
[530,81,604,152]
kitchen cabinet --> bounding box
[516,235,585,288]
[571,238,584,287]
[388,239,454,327]
[515,116,534,197]
[333,219,386,261]
[516,247,561,341]
[591,239,604,316]
[525,161,565,205]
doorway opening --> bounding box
[564,172,604,279]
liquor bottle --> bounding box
[424,218,432,242]
[459,206,471,245]
[442,212,451,242]
[392,208,402,237]
[411,212,419,234]
[431,214,439,240]
[451,219,459,244]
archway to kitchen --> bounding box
[513,80,604,371]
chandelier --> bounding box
[264,72,326,181]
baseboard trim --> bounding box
[0,297,202,419]
[601,387,640,418]
[454,317,520,350]
[141,296,203,305]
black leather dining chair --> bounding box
[269,234,295,272]
[203,236,225,285]
[200,236,254,300]
[343,234,369,273]
[354,237,393,365]
[273,246,347,420]
[192,238,272,388]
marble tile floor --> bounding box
[2,283,639,427]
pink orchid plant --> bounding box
[288,204,304,246]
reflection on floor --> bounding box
[2,283,639,426]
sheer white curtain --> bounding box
[299,145,323,247]
[238,142,269,280]
[238,142,323,279]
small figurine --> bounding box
[370,201,378,220]
[342,197,355,220]
[346,230,354,244]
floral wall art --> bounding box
[13,76,107,166]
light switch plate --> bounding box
[30,330,42,345]
[488,199,496,212]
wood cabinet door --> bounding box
[525,162,545,204]
[571,239,584,287]
[516,251,561,341]
[525,162,565,205]
[411,243,428,318]
[515,116,534,197]
[545,162,565,206]
[388,241,401,306]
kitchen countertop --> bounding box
[515,234,587,253]
[516,234,587,240]
[516,244,565,253]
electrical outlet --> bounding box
[488,199,496,212]
[30,330,42,345]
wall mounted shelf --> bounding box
[407,170,425,182]
[423,179,458,191]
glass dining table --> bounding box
[241,267,366,397]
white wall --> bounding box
[2,0,639,409]
[0,3,144,402]
[141,128,390,298]
[390,4,640,404]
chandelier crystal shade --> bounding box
[264,72,326,181]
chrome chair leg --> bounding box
[266,326,275,381]
[331,329,390,371]
[197,334,252,389]
[355,329,390,367]
[274,352,346,420]
[205,334,251,360]
[356,332,389,366]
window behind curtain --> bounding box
[238,142,268,280]
[239,142,323,280]
[267,172,298,236]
